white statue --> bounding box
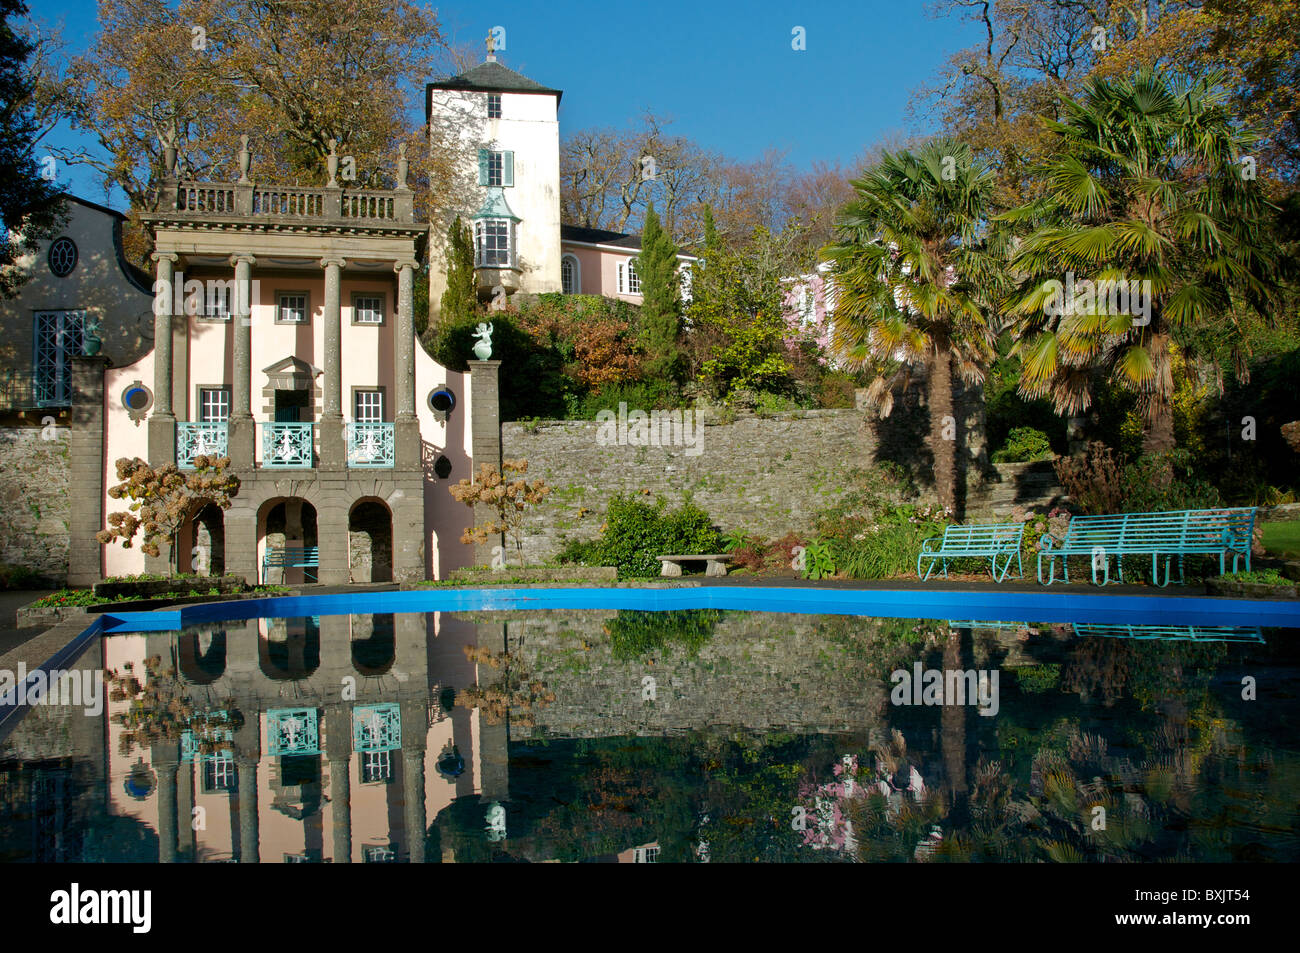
[472,321,493,361]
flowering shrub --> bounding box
[448,459,550,566]
[97,456,240,563]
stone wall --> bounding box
[0,425,72,583]
[500,409,1064,566]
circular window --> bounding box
[428,388,456,415]
[434,455,452,479]
[121,381,154,422]
[48,237,77,277]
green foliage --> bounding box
[604,609,726,660]
[1219,568,1291,586]
[1055,443,1221,515]
[636,204,684,381]
[1014,664,1062,694]
[1261,521,1300,558]
[566,379,680,420]
[439,215,477,328]
[688,225,797,399]
[580,494,721,578]
[991,427,1054,463]
[800,538,835,579]
[0,562,42,589]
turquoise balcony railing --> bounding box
[353,703,402,751]
[347,422,395,468]
[266,707,320,756]
[260,422,314,468]
[177,422,228,467]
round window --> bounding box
[429,388,456,414]
[48,237,77,277]
[434,455,452,479]
[124,386,151,411]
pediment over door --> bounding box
[263,356,323,391]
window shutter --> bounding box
[503,151,514,187]
[478,149,489,186]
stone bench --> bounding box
[658,554,732,577]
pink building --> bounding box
[559,225,697,302]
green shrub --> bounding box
[1219,568,1291,586]
[586,494,721,578]
[555,537,603,566]
[605,609,726,659]
[800,538,835,579]
[991,427,1054,463]
[566,379,680,419]
[0,563,42,589]
[1014,664,1062,694]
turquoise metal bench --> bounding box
[1037,507,1256,587]
[1072,622,1264,643]
[917,523,1025,582]
[261,546,319,585]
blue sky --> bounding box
[31,0,981,209]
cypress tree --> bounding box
[636,203,683,380]
[439,215,477,327]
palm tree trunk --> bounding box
[929,348,957,515]
[1142,330,1176,454]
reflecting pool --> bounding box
[1,608,1296,862]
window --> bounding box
[364,845,397,863]
[487,93,501,118]
[48,238,77,277]
[33,310,85,406]
[633,846,660,863]
[354,389,382,423]
[561,255,580,294]
[277,292,308,324]
[353,294,384,325]
[203,756,236,793]
[203,282,233,321]
[477,149,514,187]
[361,750,392,784]
[618,259,640,295]
[199,387,230,422]
[475,218,512,267]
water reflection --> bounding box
[0,610,1295,862]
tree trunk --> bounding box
[1142,329,1176,455]
[929,348,957,515]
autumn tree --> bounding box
[448,459,550,567]
[97,455,240,571]
[44,0,456,222]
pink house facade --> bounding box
[559,224,697,303]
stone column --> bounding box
[234,707,261,863]
[467,360,502,566]
[148,252,178,466]
[68,355,108,586]
[236,754,260,863]
[401,696,426,863]
[475,622,509,803]
[325,706,352,863]
[177,759,195,859]
[153,744,179,863]
[229,255,257,468]
[320,258,347,470]
[394,259,420,470]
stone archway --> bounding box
[258,498,319,584]
[188,504,225,576]
[348,499,392,583]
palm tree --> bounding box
[1002,69,1283,453]
[826,139,1004,515]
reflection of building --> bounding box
[101,613,504,862]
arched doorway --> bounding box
[259,616,321,680]
[179,503,225,576]
[350,613,395,675]
[348,499,392,583]
[258,499,319,584]
[177,626,227,683]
